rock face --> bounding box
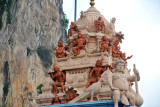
[0,0,65,107]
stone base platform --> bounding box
[40,101,131,107]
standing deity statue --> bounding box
[86,58,108,88]
[107,59,143,107]
[110,17,116,36]
[48,63,66,94]
[94,17,105,33]
[72,31,87,56]
[68,22,77,37]
[53,41,67,58]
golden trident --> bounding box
[90,0,95,7]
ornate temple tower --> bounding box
[35,0,143,107]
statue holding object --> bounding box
[72,31,87,56]
[53,41,67,58]
[86,58,108,88]
[107,59,143,107]
[94,17,105,33]
[99,36,113,53]
[120,53,133,63]
[112,40,122,58]
[68,22,77,37]
[48,63,65,94]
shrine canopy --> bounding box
[76,4,114,36]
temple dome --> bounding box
[76,7,113,35]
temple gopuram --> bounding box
[35,0,143,107]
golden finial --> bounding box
[90,0,95,7]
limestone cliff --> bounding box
[0,0,66,107]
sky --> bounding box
[63,0,160,107]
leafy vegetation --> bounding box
[60,14,69,28]
[0,105,7,107]
[27,47,31,56]
[65,29,68,40]
[6,0,12,24]
[3,81,10,97]
[3,61,10,98]
[37,84,42,95]
[0,0,13,30]
[37,46,53,68]
[60,14,69,41]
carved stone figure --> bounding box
[86,58,107,88]
[112,40,122,58]
[68,92,76,102]
[35,1,144,106]
[116,31,124,43]
[99,36,112,53]
[72,31,87,56]
[120,53,133,63]
[48,63,65,94]
[65,87,79,103]
[63,95,68,104]
[53,41,67,58]
[110,17,116,36]
[68,22,77,37]
[80,11,86,19]
[94,17,105,33]
[110,18,116,29]
[69,78,103,103]
[107,59,143,107]
[53,95,61,105]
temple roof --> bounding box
[76,7,113,35]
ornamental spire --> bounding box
[90,0,95,7]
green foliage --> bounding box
[60,14,69,41]
[7,9,11,24]
[60,14,69,28]
[0,17,2,29]
[0,0,6,30]
[65,29,68,41]
[0,0,12,30]
[6,0,12,24]
[37,46,53,68]
[0,105,7,107]
[37,84,42,95]
[27,47,31,56]
[3,81,10,97]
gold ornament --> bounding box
[90,0,95,7]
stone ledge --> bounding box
[40,100,131,107]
